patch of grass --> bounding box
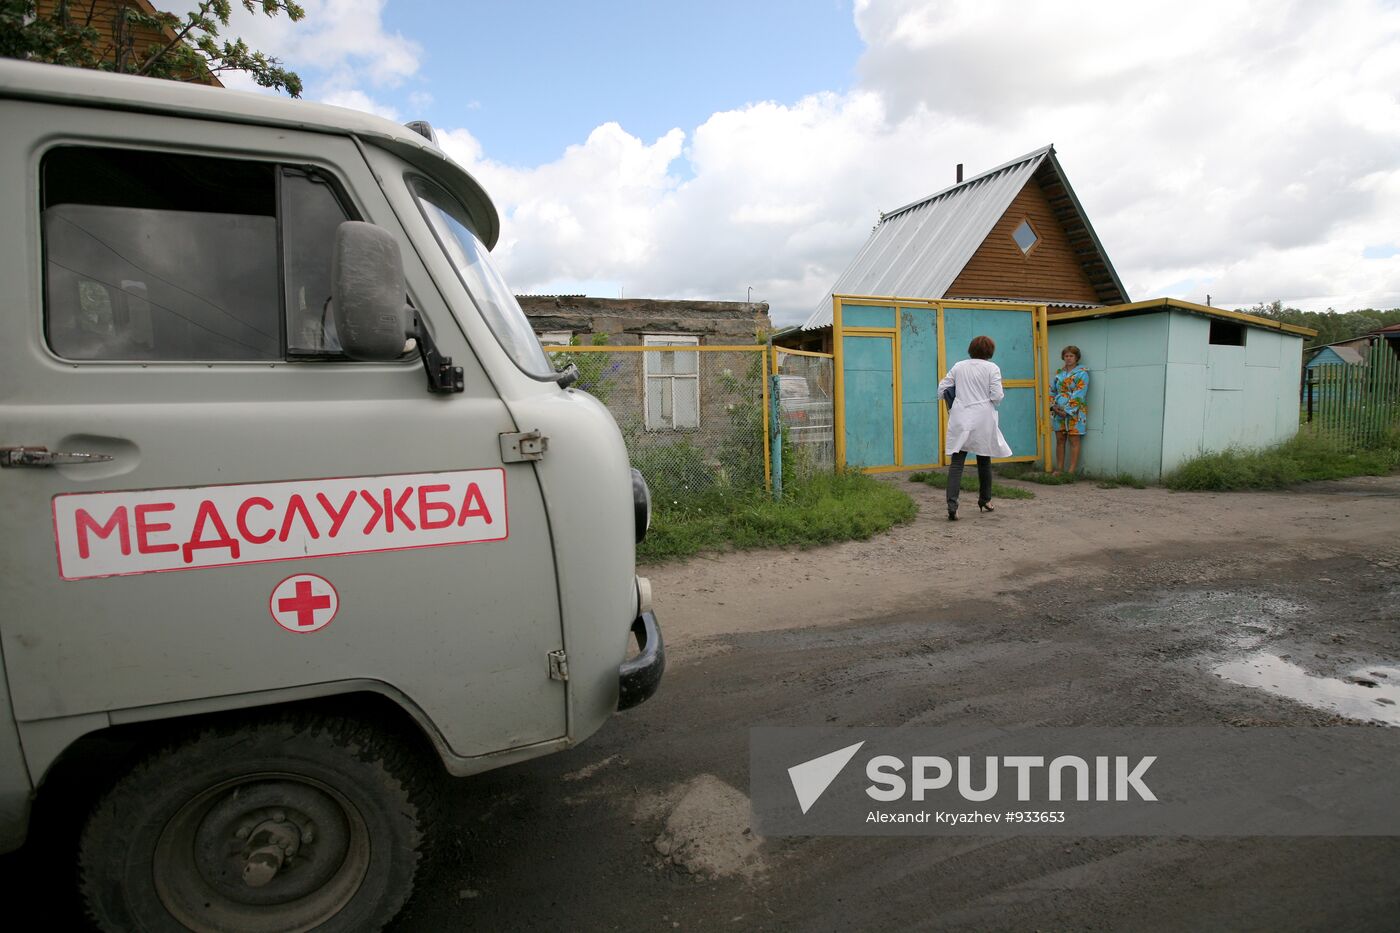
[1095,472,1148,490]
[1164,427,1400,491]
[995,462,1079,485]
[908,470,1036,500]
[638,471,917,563]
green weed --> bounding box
[995,462,1078,485]
[1095,472,1149,490]
[908,471,1036,500]
[638,471,917,563]
[1164,428,1400,491]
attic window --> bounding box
[1012,219,1038,254]
[1209,319,1246,346]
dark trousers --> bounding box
[947,451,992,509]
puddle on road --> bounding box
[1214,654,1400,726]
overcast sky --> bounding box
[205,0,1400,326]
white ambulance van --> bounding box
[0,58,662,931]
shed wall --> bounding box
[1046,315,1167,478]
[1160,312,1303,474]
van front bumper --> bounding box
[617,611,664,710]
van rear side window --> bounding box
[41,147,355,361]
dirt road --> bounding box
[397,473,1400,931]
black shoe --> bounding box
[978,501,994,513]
[947,505,959,521]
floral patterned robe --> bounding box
[1050,365,1088,435]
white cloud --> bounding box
[430,0,1400,324]
[208,0,1400,324]
[176,0,420,118]
[317,86,399,121]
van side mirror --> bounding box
[331,221,463,394]
[331,221,411,361]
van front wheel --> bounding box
[79,716,426,932]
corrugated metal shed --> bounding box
[802,144,1127,330]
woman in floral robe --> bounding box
[1050,346,1088,475]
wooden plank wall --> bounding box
[944,174,1100,305]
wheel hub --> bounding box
[238,813,307,887]
[154,772,370,932]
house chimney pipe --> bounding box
[956,163,963,183]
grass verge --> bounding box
[908,470,1036,500]
[1164,428,1400,491]
[1095,472,1149,490]
[638,471,917,563]
[995,462,1078,485]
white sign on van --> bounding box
[52,469,508,581]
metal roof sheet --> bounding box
[802,146,1052,330]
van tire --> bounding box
[78,715,428,933]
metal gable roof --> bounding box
[1309,346,1364,366]
[801,144,1129,330]
[801,146,1050,330]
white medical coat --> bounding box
[938,358,1014,458]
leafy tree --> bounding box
[1,1,305,96]
[1246,300,1400,349]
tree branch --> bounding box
[136,2,213,76]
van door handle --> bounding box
[0,446,114,468]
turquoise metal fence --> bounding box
[1304,342,1400,449]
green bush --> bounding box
[1164,428,1400,491]
[638,471,916,563]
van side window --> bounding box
[282,167,353,355]
[43,147,281,361]
[42,148,358,361]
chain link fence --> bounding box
[774,349,836,477]
[548,344,773,503]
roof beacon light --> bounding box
[405,120,440,148]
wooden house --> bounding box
[776,145,1124,471]
[781,144,1127,355]
[32,0,223,86]
[779,145,1317,477]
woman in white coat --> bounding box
[937,335,1013,521]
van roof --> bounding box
[0,59,500,247]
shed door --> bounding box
[841,336,896,468]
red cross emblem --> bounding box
[269,573,339,633]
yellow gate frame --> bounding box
[831,295,1051,473]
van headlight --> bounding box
[631,468,651,543]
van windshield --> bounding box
[410,178,554,379]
